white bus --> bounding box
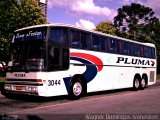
[4,24,157,99]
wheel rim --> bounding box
[135,79,139,89]
[73,82,82,96]
[141,79,146,88]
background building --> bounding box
[38,0,47,18]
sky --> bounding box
[46,0,160,30]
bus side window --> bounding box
[49,46,69,70]
[123,42,133,55]
[70,30,81,47]
[62,48,69,70]
[49,47,60,68]
[92,35,100,50]
[129,43,134,55]
[134,44,138,56]
[149,47,152,58]
[144,47,151,58]
[100,37,106,51]
[81,32,91,49]
[151,48,156,59]
[134,44,143,57]
[109,38,115,53]
[115,40,122,54]
[141,46,144,57]
[50,28,68,45]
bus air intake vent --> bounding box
[150,71,155,82]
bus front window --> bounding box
[11,41,46,71]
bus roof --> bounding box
[15,23,155,48]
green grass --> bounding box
[0,77,5,82]
[157,74,160,80]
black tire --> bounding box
[133,77,140,90]
[69,77,85,100]
[139,78,147,90]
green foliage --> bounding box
[0,33,10,62]
[114,3,155,31]
[0,77,5,82]
[114,3,159,43]
[0,0,48,62]
[157,74,160,80]
[95,21,116,35]
[17,0,47,28]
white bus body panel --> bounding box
[70,49,156,93]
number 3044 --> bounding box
[48,80,61,86]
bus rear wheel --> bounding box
[139,78,147,90]
[70,77,84,99]
[133,78,140,90]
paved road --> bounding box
[0,82,160,120]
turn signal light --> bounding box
[36,79,42,82]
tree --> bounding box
[0,0,48,62]
[114,3,159,42]
[17,0,47,29]
[149,22,160,73]
[95,21,116,36]
[0,0,18,62]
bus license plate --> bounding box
[16,86,25,91]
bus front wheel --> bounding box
[69,77,85,99]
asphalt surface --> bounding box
[0,81,160,120]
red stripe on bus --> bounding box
[70,52,103,71]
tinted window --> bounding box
[144,47,152,58]
[100,37,107,51]
[92,35,100,50]
[134,44,143,57]
[108,38,121,53]
[70,30,81,47]
[151,48,156,59]
[81,32,91,49]
[115,40,122,54]
[123,42,133,55]
[49,47,60,65]
[49,47,69,70]
[50,28,68,45]
[62,48,69,69]
[108,38,115,52]
[11,41,46,71]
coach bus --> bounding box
[4,24,157,99]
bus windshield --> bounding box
[11,41,46,72]
[10,27,47,72]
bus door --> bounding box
[48,43,69,71]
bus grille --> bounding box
[5,79,43,86]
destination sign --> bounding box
[13,28,46,42]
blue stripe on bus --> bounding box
[63,57,98,94]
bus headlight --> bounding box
[28,87,32,91]
[4,85,12,90]
[27,86,37,92]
